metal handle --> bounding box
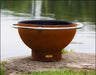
[12,23,83,30]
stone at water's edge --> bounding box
[1,53,95,74]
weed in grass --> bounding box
[62,48,74,54]
[0,61,7,75]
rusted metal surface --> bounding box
[32,50,61,61]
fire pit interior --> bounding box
[18,20,73,25]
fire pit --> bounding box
[13,20,83,61]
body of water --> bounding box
[1,0,95,59]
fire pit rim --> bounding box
[12,20,83,30]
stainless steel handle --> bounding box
[12,23,83,30]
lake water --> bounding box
[1,0,95,59]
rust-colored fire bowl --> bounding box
[13,20,83,61]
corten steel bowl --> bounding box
[13,20,83,61]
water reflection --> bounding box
[1,0,95,22]
[1,0,95,59]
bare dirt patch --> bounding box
[2,52,95,74]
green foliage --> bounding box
[1,61,7,67]
[0,61,7,75]
[62,48,74,54]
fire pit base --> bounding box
[31,50,62,62]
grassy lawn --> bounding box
[20,70,95,75]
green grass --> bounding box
[20,70,95,75]
[62,48,74,54]
[0,61,7,75]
